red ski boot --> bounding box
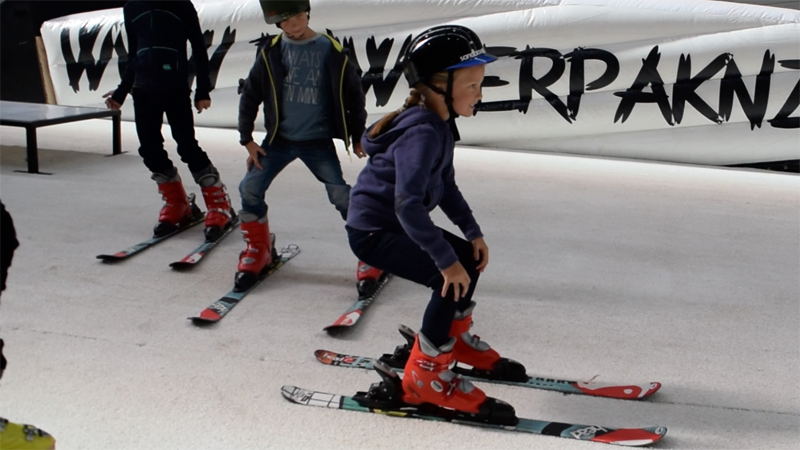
[450,301,528,382]
[357,261,383,281]
[234,217,277,292]
[356,261,384,298]
[152,172,195,238]
[196,172,236,242]
[400,332,517,425]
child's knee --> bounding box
[239,179,261,204]
[326,184,350,204]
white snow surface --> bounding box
[0,119,798,449]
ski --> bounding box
[281,384,667,446]
[189,242,301,324]
[169,216,241,269]
[324,273,391,332]
[97,193,205,262]
[315,340,661,400]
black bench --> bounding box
[0,100,122,174]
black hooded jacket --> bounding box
[111,0,211,104]
[1,201,18,293]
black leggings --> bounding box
[347,225,480,347]
[131,87,212,175]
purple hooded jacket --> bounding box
[347,106,482,270]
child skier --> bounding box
[104,0,235,242]
[346,25,524,422]
[1,201,57,449]
[234,0,381,291]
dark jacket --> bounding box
[347,106,482,270]
[112,0,211,104]
[238,33,367,151]
[1,201,19,293]
[0,200,16,377]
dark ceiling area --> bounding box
[721,0,798,9]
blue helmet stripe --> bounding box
[446,54,498,70]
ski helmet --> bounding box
[402,25,495,141]
[402,25,496,87]
[260,0,310,25]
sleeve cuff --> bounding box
[110,92,127,105]
[463,224,483,242]
[429,238,458,271]
[194,91,211,102]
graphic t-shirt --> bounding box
[278,33,334,141]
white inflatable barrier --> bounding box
[39,0,800,165]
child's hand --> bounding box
[195,99,211,113]
[353,142,366,159]
[441,261,470,301]
[471,237,489,272]
[102,90,121,110]
[245,141,266,171]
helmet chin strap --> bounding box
[424,70,460,141]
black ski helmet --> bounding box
[402,25,495,140]
[260,0,310,25]
[402,25,496,87]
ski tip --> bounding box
[652,426,668,438]
[592,426,667,447]
[199,309,221,321]
[96,254,125,262]
[172,251,206,269]
[646,382,662,397]
[576,381,663,400]
[189,317,218,326]
[280,385,304,403]
[189,309,221,325]
[314,349,343,364]
[324,310,363,332]
[280,385,340,407]
[323,324,358,335]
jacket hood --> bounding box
[362,106,446,157]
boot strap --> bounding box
[207,207,232,217]
[413,358,452,372]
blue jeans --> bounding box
[239,139,351,220]
[346,225,481,347]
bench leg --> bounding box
[112,114,121,155]
[25,126,39,174]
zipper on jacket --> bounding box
[261,48,280,145]
[152,9,182,22]
[131,11,149,23]
[321,33,352,159]
[339,54,351,159]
